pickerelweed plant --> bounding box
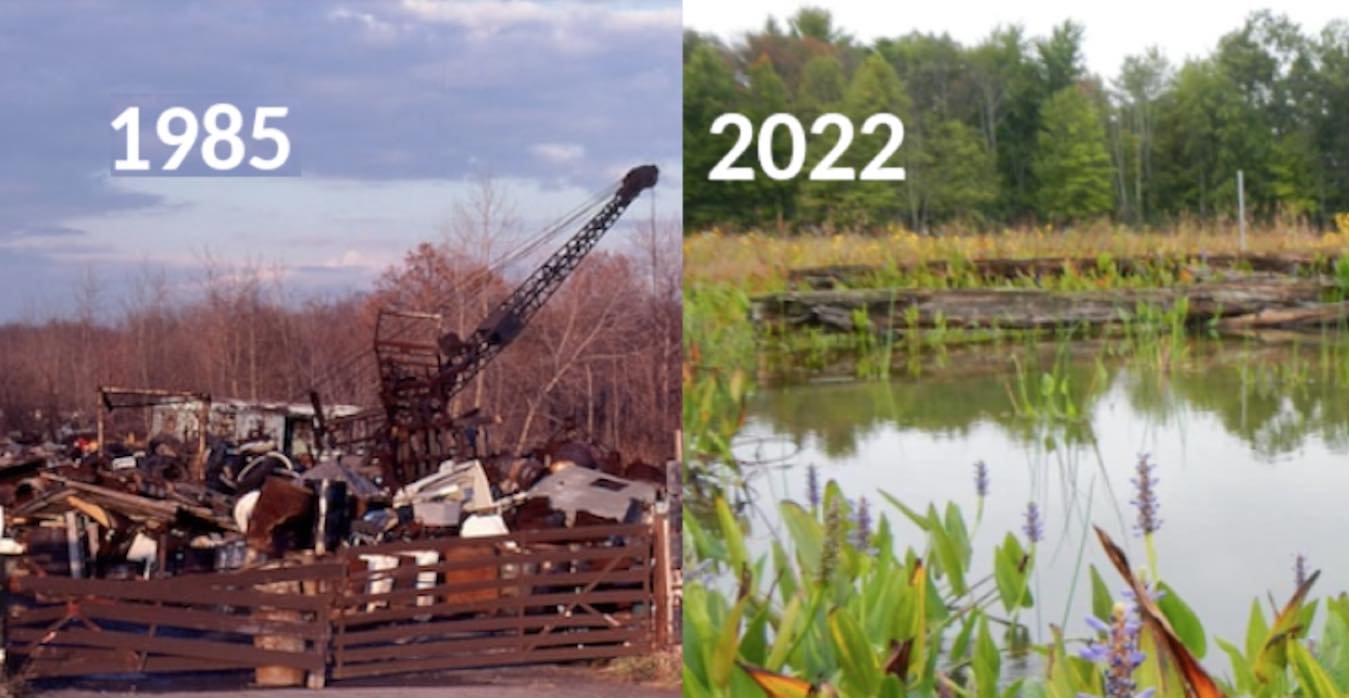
[684,473,1349,697]
[690,440,1349,696]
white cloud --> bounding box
[397,0,679,42]
[321,248,387,271]
[328,7,401,43]
[530,142,586,164]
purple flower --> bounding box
[855,496,871,548]
[1132,455,1161,536]
[1023,501,1043,544]
[974,460,989,498]
[806,464,820,510]
[1078,601,1152,698]
[1120,585,1165,604]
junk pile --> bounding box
[2,166,671,582]
[0,420,667,580]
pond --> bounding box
[733,337,1349,650]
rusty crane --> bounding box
[328,165,659,486]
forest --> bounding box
[0,183,682,463]
[683,8,1349,232]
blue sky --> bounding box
[0,0,682,320]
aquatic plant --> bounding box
[806,464,820,511]
[854,496,871,549]
[1023,500,1044,545]
[1080,601,1153,698]
[1132,454,1162,578]
[684,476,1349,697]
[818,493,843,586]
[973,460,989,524]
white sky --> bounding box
[684,0,1347,77]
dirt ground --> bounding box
[23,664,679,697]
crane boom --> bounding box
[431,164,659,401]
[369,164,658,484]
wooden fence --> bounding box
[5,562,338,682]
[4,520,667,685]
[331,523,656,680]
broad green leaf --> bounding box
[1216,638,1253,693]
[773,540,798,604]
[829,609,880,696]
[780,501,824,582]
[944,501,972,568]
[1255,584,1314,684]
[993,534,1031,612]
[949,611,978,663]
[1246,597,1269,660]
[683,584,713,685]
[1298,599,1321,641]
[877,675,905,698]
[1157,581,1207,659]
[1291,640,1342,698]
[740,601,770,665]
[765,592,803,671]
[1320,607,1349,690]
[710,594,747,688]
[715,496,748,574]
[880,490,931,531]
[1135,627,1166,696]
[926,504,967,596]
[1089,564,1112,624]
[974,616,1000,698]
[682,665,712,698]
[1046,626,1082,698]
[685,512,725,564]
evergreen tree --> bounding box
[834,53,912,229]
[795,55,847,227]
[974,26,1040,221]
[796,55,847,123]
[746,56,796,230]
[921,120,998,226]
[683,42,741,228]
[1032,85,1115,223]
[1037,21,1086,95]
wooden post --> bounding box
[653,512,672,647]
[1238,170,1247,255]
[304,572,328,689]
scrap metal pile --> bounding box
[0,164,668,581]
[0,413,667,579]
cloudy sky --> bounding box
[0,0,681,320]
[685,0,1344,77]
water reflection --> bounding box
[750,339,1349,461]
[736,338,1349,648]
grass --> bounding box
[601,650,682,685]
[686,222,1349,384]
[686,221,1349,294]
